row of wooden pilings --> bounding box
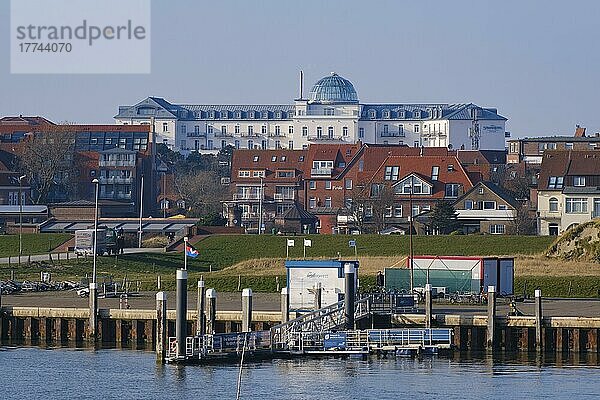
[418,285,600,353]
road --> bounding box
[2,290,600,317]
[0,247,165,265]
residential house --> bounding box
[537,150,600,235]
[449,181,519,234]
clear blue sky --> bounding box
[2,0,599,138]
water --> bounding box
[1,346,599,399]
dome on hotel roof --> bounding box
[308,72,358,104]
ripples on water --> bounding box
[1,346,599,399]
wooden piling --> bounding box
[486,286,496,350]
[535,289,543,352]
[573,329,581,353]
[156,291,167,362]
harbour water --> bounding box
[1,346,599,399]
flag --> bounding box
[304,239,312,247]
[185,243,199,258]
[287,239,295,247]
[348,240,356,247]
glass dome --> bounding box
[308,72,358,103]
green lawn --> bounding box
[0,234,562,294]
[0,233,72,258]
[190,234,554,270]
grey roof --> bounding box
[359,103,506,121]
[116,97,504,122]
[562,186,600,194]
[279,203,317,220]
[308,73,359,104]
[511,136,600,142]
[0,205,48,214]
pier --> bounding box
[2,287,600,359]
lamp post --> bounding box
[92,178,99,284]
[162,171,167,219]
[138,175,144,248]
[258,177,263,235]
[90,178,99,339]
[18,175,26,266]
[408,180,414,292]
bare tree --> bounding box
[508,203,537,235]
[19,123,78,204]
[370,185,395,233]
[174,170,228,217]
[345,185,371,233]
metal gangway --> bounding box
[271,292,418,353]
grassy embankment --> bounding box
[0,233,72,258]
[3,234,581,295]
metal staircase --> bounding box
[271,295,372,352]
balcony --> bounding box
[98,159,136,167]
[241,212,258,219]
[98,176,134,185]
[100,192,132,200]
[187,131,206,137]
[311,168,333,177]
[308,135,344,142]
[233,193,263,201]
[274,193,295,202]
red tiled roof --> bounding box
[363,154,473,198]
[0,116,54,126]
[231,149,307,183]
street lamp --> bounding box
[408,178,414,292]
[257,177,263,235]
[92,178,99,283]
[18,174,26,266]
[138,175,144,248]
[90,178,100,339]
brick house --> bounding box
[227,143,484,234]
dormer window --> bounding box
[235,111,242,119]
[414,110,421,118]
[398,109,406,119]
[369,109,376,119]
[221,111,228,119]
[275,111,282,119]
[209,111,215,119]
[548,176,564,189]
[573,176,586,187]
[383,109,391,119]
[262,111,269,119]
[195,111,202,118]
[248,111,255,119]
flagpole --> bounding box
[303,241,306,259]
[286,242,289,259]
[184,236,188,271]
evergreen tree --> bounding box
[429,200,461,234]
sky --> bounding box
[1,0,600,138]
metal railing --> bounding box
[98,160,136,167]
[271,295,371,352]
[310,168,333,177]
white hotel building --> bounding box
[114,72,507,153]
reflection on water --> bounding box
[1,346,599,399]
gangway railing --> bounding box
[271,294,373,351]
